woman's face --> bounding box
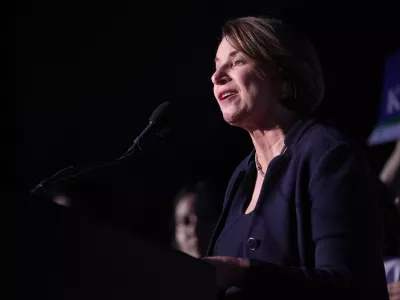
[174,193,209,258]
[211,38,279,129]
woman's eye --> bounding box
[232,59,244,67]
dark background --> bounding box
[16,1,399,298]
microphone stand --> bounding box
[30,141,141,197]
[30,100,173,197]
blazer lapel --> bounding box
[206,169,247,256]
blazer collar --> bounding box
[284,117,316,153]
[243,117,316,166]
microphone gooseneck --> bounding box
[31,101,174,195]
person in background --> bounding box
[380,140,400,300]
[380,139,400,213]
[172,181,219,258]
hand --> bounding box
[388,281,400,300]
[201,256,250,290]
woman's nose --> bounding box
[211,67,230,85]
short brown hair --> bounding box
[221,16,325,113]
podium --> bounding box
[55,212,217,300]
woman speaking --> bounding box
[202,16,389,299]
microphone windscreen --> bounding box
[149,101,174,125]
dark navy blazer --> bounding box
[207,118,389,299]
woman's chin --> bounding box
[222,111,246,127]
[181,245,200,258]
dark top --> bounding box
[208,118,389,300]
[213,162,258,257]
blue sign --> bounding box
[368,50,400,145]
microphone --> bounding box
[31,101,174,195]
[119,101,173,159]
